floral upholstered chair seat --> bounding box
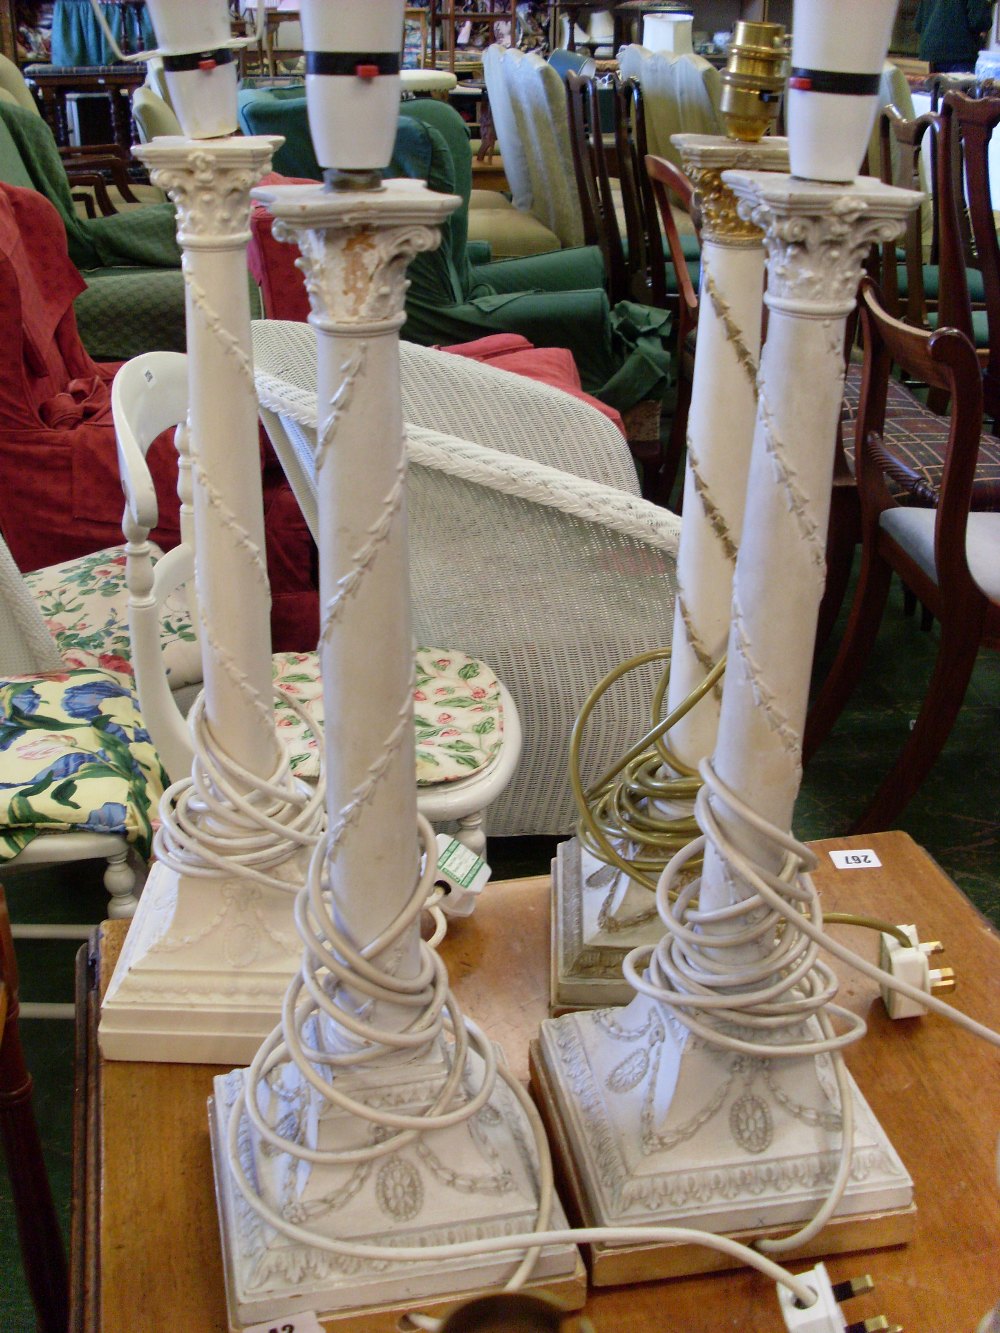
[273,646,505,784]
[0,669,166,861]
[23,546,200,688]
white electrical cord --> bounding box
[223,812,823,1318]
[86,0,266,64]
[221,738,1000,1322]
[154,687,325,889]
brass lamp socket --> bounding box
[720,20,789,142]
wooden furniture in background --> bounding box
[71,831,1000,1332]
[428,0,514,73]
[0,886,70,1333]
[806,283,1000,833]
[24,62,145,151]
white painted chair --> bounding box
[0,534,159,933]
[113,352,523,856]
[252,320,683,836]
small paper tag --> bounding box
[433,834,492,917]
[829,848,882,870]
[244,1313,324,1333]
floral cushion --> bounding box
[0,670,167,861]
[23,545,201,688]
[273,647,504,785]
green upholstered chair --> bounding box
[240,89,669,417]
[236,84,559,260]
[391,101,669,415]
[0,52,163,215]
[0,99,260,359]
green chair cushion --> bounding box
[74,268,261,360]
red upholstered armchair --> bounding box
[0,183,317,650]
[0,182,181,572]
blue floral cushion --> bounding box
[0,669,166,861]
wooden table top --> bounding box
[73,830,1000,1332]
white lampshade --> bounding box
[643,13,695,55]
[787,0,899,182]
[144,0,238,138]
[300,0,405,178]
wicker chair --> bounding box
[112,352,523,856]
[252,319,682,836]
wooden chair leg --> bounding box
[0,889,70,1333]
[852,615,984,833]
[804,543,894,765]
[103,846,139,919]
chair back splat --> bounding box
[937,91,1000,427]
[565,70,628,306]
[0,884,70,1333]
[876,106,940,328]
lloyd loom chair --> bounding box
[252,319,683,837]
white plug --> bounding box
[879,924,954,1019]
[778,1262,849,1331]
[778,1263,897,1332]
[431,835,491,918]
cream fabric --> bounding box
[483,44,534,212]
[510,49,584,247]
[468,205,561,257]
[880,508,1000,601]
[618,45,723,168]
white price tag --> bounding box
[244,1313,324,1333]
[829,848,881,870]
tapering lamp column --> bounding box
[534,172,922,1284]
[554,133,789,1010]
[99,0,322,1064]
[208,3,582,1323]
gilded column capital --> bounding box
[256,180,458,331]
[672,133,789,247]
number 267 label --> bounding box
[829,848,881,870]
[244,1314,323,1333]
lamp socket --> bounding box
[879,924,953,1019]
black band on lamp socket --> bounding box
[306,51,401,77]
[162,47,235,72]
[788,68,882,95]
